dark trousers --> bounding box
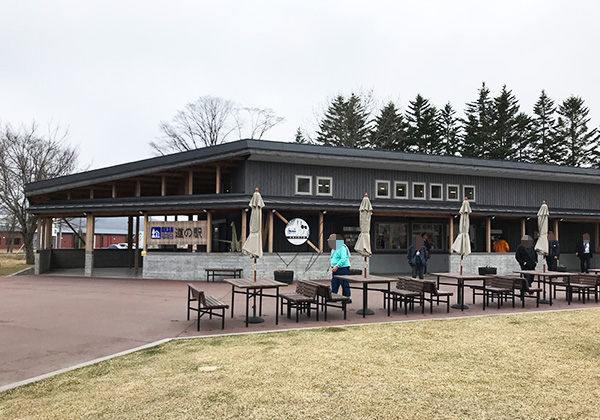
[331,266,351,297]
[580,254,592,273]
[521,266,534,286]
[411,264,424,279]
[546,256,558,271]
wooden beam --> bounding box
[206,212,212,253]
[486,217,491,253]
[36,217,43,250]
[241,209,247,245]
[554,219,559,242]
[521,218,526,238]
[143,213,148,257]
[89,188,94,199]
[127,216,133,268]
[135,181,141,197]
[112,183,117,198]
[85,214,94,252]
[134,217,140,269]
[62,218,86,246]
[268,211,274,253]
[273,210,320,253]
[319,212,324,252]
[188,171,194,195]
[596,222,600,253]
[44,218,53,249]
[161,175,166,196]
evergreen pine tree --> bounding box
[370,102,409,151]
[315,94,371,148]
[462,82,494,158]
[490,85,520,160]
[405,94,438,154]
[554,96,598,166]
[512,112,534,163]
[437,102,462,156]
[294,127,309,144]
[531,90,559,164]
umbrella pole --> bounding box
[460,255,463,275]
[248,258,264,323]
[364,257,367,278]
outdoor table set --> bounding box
[335,274,396,318]
[225,278,287,327]
[513,270,580,305]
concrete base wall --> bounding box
[34,250,51,275]
[143,252,369,281]
[370,254,450,274]
[84,252,94,277]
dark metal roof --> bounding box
[27,193,600,219]
[25,139,600,197]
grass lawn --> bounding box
[0,254,31,277]
[2,309,600,419]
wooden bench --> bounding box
[501,275,542,308]
[382,277,425,316]
[305,280,350,321]
[567,275,599,304]
[205,268,243,282]
[280,280,320,322]
[187,284,229,330]
[482,277,515,310]
[419,279,454,314]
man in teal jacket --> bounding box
[328,233,352,301]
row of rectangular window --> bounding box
[295,175,332,196]
[376,180,476,202]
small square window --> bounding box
[430,184,442,201]
[295,175,312,195]
[447,185,459,201]
[316,177,332,196]
[464,185,476,202]
[394,181,408,199]
[412,182,426,200]
[376,180,390,198]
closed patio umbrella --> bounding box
[451,197,472,275]
[535,201,549,272]
[354,193,372,278]
[242,188,264,280]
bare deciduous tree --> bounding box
[150,96,236,155]
[0,122,79,264]
[150,96,284,154]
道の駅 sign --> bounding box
[147,221,207,245]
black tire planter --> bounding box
[478,267,497,275]
[274,270,294,284]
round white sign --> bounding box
[285,218,310,245]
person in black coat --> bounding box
[575,233,593,273]
[547,232,560,271]
[515,235,537,286]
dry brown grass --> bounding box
[2,309,600,419]
[0,254,30,276]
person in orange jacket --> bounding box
[493,235,510,253]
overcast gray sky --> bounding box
[1,1,598,170]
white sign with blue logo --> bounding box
[147,221,207,245]
[285,218,310,246]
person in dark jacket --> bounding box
[515,235,537,286]
[575,233,593,273]
[421,233,432,274]
[408,237,428,279]
[546,232,560,271]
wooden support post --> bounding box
[134,217,140,269]
[188,171,194,195]
[85,214,95,277]
[135,181,141,197]
[596,222,600,253]
[36,217,43,250]
[127,216,133,268]
[554,219,559,241]
[486,217,491,253]
[90,188,94,199]
[319,212,324,252]
[143,213,148,257]
[449,216,454,253]
[268,211,274,253]
[161,175,166,196]
[206,212,212,253]
[216,165,221,194]
[241,209,247,245]
[112,183,117,198]
[521,218,526,238]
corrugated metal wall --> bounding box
[245,160,600,211]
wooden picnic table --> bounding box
[224,278,287,327]
[430,272,489,311]
[335,274,396,318]
[513,270,580,306]
[205,268,243,282]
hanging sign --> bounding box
[147,221,207,245]
[285,218,310,245]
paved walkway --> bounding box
[1,274,596,387]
